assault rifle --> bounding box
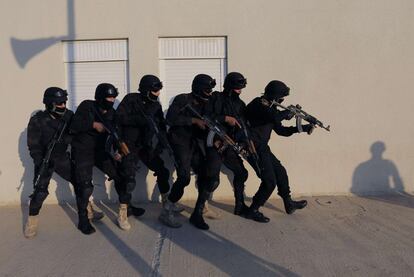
[185,104,261,175]
[227,99,262,176]
[136,101,178,168]
[236,117,261,176]
[33,119,68,190]
[93,107,130,157]
[270,100,331,133]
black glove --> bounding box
[301,124,315,135]
[280,110,295,120]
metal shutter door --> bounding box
[66,61,128,109]
[64,39,129,110]
[160,59,224,107]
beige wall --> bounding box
[1,0,413,205]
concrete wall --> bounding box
[1,0,413,205]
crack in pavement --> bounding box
[150,224,168,277]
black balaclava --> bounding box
[43,87,68,118]
[95,83,118,110]
[138,75,163,102]
[223,72,247,99]
[191,74,216,101]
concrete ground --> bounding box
[1,195,414,277]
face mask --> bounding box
[100,99,114,110]
[53,106,67,116]
[198,89,213,101]
[277,98,285,104]
[47,102,67,118]
[147,91,159,102]
[228,89,241,99]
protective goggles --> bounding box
[151,81,163,91]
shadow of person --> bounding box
[100,202,298,276]
[60,181,153,275]
[351,141,414,208]
[18,128,33,231]
[137,207,298,276]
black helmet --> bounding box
[264,80,290,101]
[223,72,247,90]
[192,74,216,95]
[138,75,163,93]
[95,83,119,100]
[43,87,68,105]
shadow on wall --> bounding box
[10,0,75,68]
[11,37,67,68]
[351,141,414,209]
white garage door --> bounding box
[63,39,129,110]
[159,37,227,109]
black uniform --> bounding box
[116,92,170,204]
[166,93,216,203]
[204,91,249,209]
[246,97,299,208]
[27,110,74,215]
[70,100,123,217]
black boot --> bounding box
[127,205,146,217]
[189,191,210,230]
[78,215,96,235]
[245,207,270,223]
[283,196,307,214]
[234,202,249,216]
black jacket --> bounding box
[115,92,166,150]
[246,97,298,147]
[70,100,115,151]
[27,110,73,165]
[211,90,248,139]
[166,92,217,146]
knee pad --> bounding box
[177,169,191,187]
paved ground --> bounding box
[1,195,414,277]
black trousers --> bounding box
[29,152,74,216]
[168,140,205,203]
[251,145,291,208]
[72,147,123,216]
[119,147,170,204]
[204,147,248,194]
